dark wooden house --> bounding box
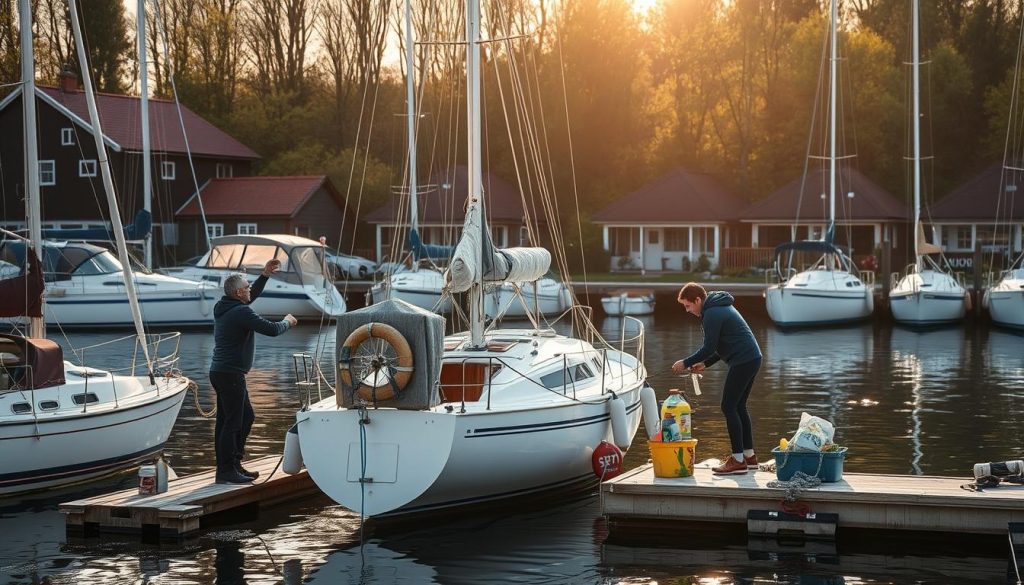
[0,75,259,266]
[175,176,359,260]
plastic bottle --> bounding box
[661,412,682,442]
[661,389,692,439]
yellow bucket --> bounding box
[649,439,698,478]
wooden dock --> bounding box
[60,456,318,539]
[602,462,1024,536]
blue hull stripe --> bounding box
[788,293,865,299]
[47,297,213,305]
[466,399,641,438]
[774,316,870,327]
[0,443,165,488]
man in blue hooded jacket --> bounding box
[210,259,297,484]
[672,282,762,475]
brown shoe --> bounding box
[712,456,748,475]
[745,454,759,469]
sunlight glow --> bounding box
[630,0,658,16]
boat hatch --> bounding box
[11,402,30,414]
[440,362,500,403]
[486,340,517,352]
[38,400,59,410]
[71,393,99,405]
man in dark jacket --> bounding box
[672,282,762,475]
[210,259,297,484]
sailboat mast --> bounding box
[912,0,922,269]
[68,0,153,373]
[828,0,837,226]
[404,0,419,272]
[138,0,152,269]
[18,0,44,338]
[467,0,484,347]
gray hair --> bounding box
[224,273,249,296]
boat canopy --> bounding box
[0,333,65,389]
[201,234,330,286]
[39,210,151,242]
[0,241,122,281]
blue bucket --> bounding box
[772,447,847,483]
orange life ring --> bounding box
[337,322,414,403]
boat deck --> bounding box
[602,462,1024,536]
[60,456,318,539]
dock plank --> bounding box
[60,455,318,538]
[602,464,1024,535]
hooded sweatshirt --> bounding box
[210,275,291,374]
[682,291,761,369]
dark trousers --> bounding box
[210,371,255,473]
[721,358,761,455]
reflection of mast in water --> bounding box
[889,327,965,475]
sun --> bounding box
[629,0,658,16]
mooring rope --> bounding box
[188,379,217,418]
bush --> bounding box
[681,256,692,272]
[616,255,637,270]
[696,254,711,273]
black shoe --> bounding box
[238,466,260,480]
[215,469,253,485]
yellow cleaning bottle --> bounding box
[660,389,692,440]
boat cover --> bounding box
[335,298,444,410]
[0,251,44,318]
[0,333,65,389]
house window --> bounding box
[216,163,233,178]
[161,161,176,180]
[943,225,972,251]
[207,223,224,239]
[693,227,714,254]
[61,127,74,145]
[490,226,506,247]
[648,230,659,245]
[237,223,258,235]
[665,228,688,252]
[78,159,97,177]
[610,227,639,255]
[39,160,55,186]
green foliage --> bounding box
[75,0,132,93]
[696,254,711,273]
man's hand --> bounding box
[689,363,706,374]
[284,314,298,327]
[671,360,687,375]
[262,259,282,277]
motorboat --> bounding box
[0,240,218,329]
[601,288,655,316]
[161,234,346,319]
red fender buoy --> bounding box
[592,441,624,480]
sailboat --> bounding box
[982,15,1024,330]
[288,0,652,518]
[0,0,190,495]
[368,13,451,315]
[764,0,873,327]
[889,0,968,325]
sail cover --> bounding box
[0,251,44,318]
[446,209,550,293]
[409,228,454,262]
[917,222,942,255]
[40,209,151,242]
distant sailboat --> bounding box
[765,0,873,327]
[889,0,968,325]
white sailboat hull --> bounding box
[0,374,188,495]
[162,267,345,319]
[485,279,572,318]
[890,270,967,325]
[369,270,451,314]
[601,294,655,316]
[44,289,217,328]
[297,387,642,517]
[765,269,873,326]
[984,270,1024,329]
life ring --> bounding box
[338,322,414,403]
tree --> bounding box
[0,0,17,97]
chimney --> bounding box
[59,67,77,93]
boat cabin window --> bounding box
[239,245,280,271]
[11,402,30,414]
[38,400,59,410]
[439,362,500,403]
[72,393,99,405]
[540,361,594,389]
[290,247,327,285]
[72,251,122,276]
[206,244,246,269]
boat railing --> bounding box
[70,332,184,379]
[859,269,876,286]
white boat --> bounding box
[601,289,655,316]
[0,241,219,329]
[369,266,451,314]
[486,276,573,319]
[984,265,1024,329]
[889,0,967,326]
[0,333,189,495]
[289,0,653,519]
[0,0,190,496]
[765,0,873,327]
[161,234,346,319]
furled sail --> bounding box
[446,207,550,293]
[409,228,454,262]
[0,251,44,318]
